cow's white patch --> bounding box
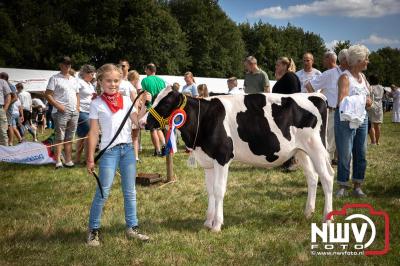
[152,86,173,108]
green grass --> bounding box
[1,112,399,265]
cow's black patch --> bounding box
[271,97,318,141]
[308,96,328,148]
[236,94,280,162]
[180,97,234,166]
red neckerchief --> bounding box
[101,92,123,113]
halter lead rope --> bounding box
[191,99,201,150]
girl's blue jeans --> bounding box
[88,143,138,229]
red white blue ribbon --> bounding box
[165,109,187,154]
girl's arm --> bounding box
[86,119,100,174]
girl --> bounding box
[36,106,45,134]
[86,64,148,246]
[181,71,198,97]
[197,84,209,98]
[127,70,143,162]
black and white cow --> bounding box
[144,87,334,232]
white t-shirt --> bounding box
[89,95,137,150]
[32,98,46,108]
[119,80,136,97]
[11,99,21,116]
[339,70,370,127]
[344,70,369,97]
[296,68,321,93]
[18,90,32,111]
[181,83,198,97]
[78,78,95,113]
[309,66,343,107]
[46,73,79,113]
[228,87,245,95]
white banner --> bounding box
[0,142,56,165]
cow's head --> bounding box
[144,86,186,130]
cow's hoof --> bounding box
[304,209,315,219]
[210,224,222,232]
[211,227,221,233]
[204,221,213,230]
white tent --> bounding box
[0,67,275,94]
[0,68,58,92]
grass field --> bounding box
[0,112,399,265]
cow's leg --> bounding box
[204,168,215,229]
[303,137,334,221]
[295,150,318,219]
[211,162,230,232]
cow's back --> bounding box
[213,93,327,167]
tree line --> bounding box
[0,0,399,86]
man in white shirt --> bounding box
[296,52,321,92]
[119,59,130,80]
[305,49,349,164]
[16,83,37,141]
[45,56,80,168]
[227,77,244,95]
[118,59,137,101]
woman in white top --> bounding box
[335,45,372,198]
[390,84,400,123]
[86,64,148,246]
[75,64,96,164]
[181,71,198,97]
[366,74,384,145]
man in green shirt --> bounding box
[141,63,166,156]
[141,63,165,103]
[244,56,270,93]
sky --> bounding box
[218,0,400,51]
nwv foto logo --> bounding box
[310,204,390,256]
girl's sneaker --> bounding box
[87,229,100,247]
[126,226,149,241]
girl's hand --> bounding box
[87,160,95,174]
[145,92,152,103]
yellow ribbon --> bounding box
[148,95,187,129]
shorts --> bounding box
[76,112,90,137]
[10,113,19,127]
[52,110,79,141]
